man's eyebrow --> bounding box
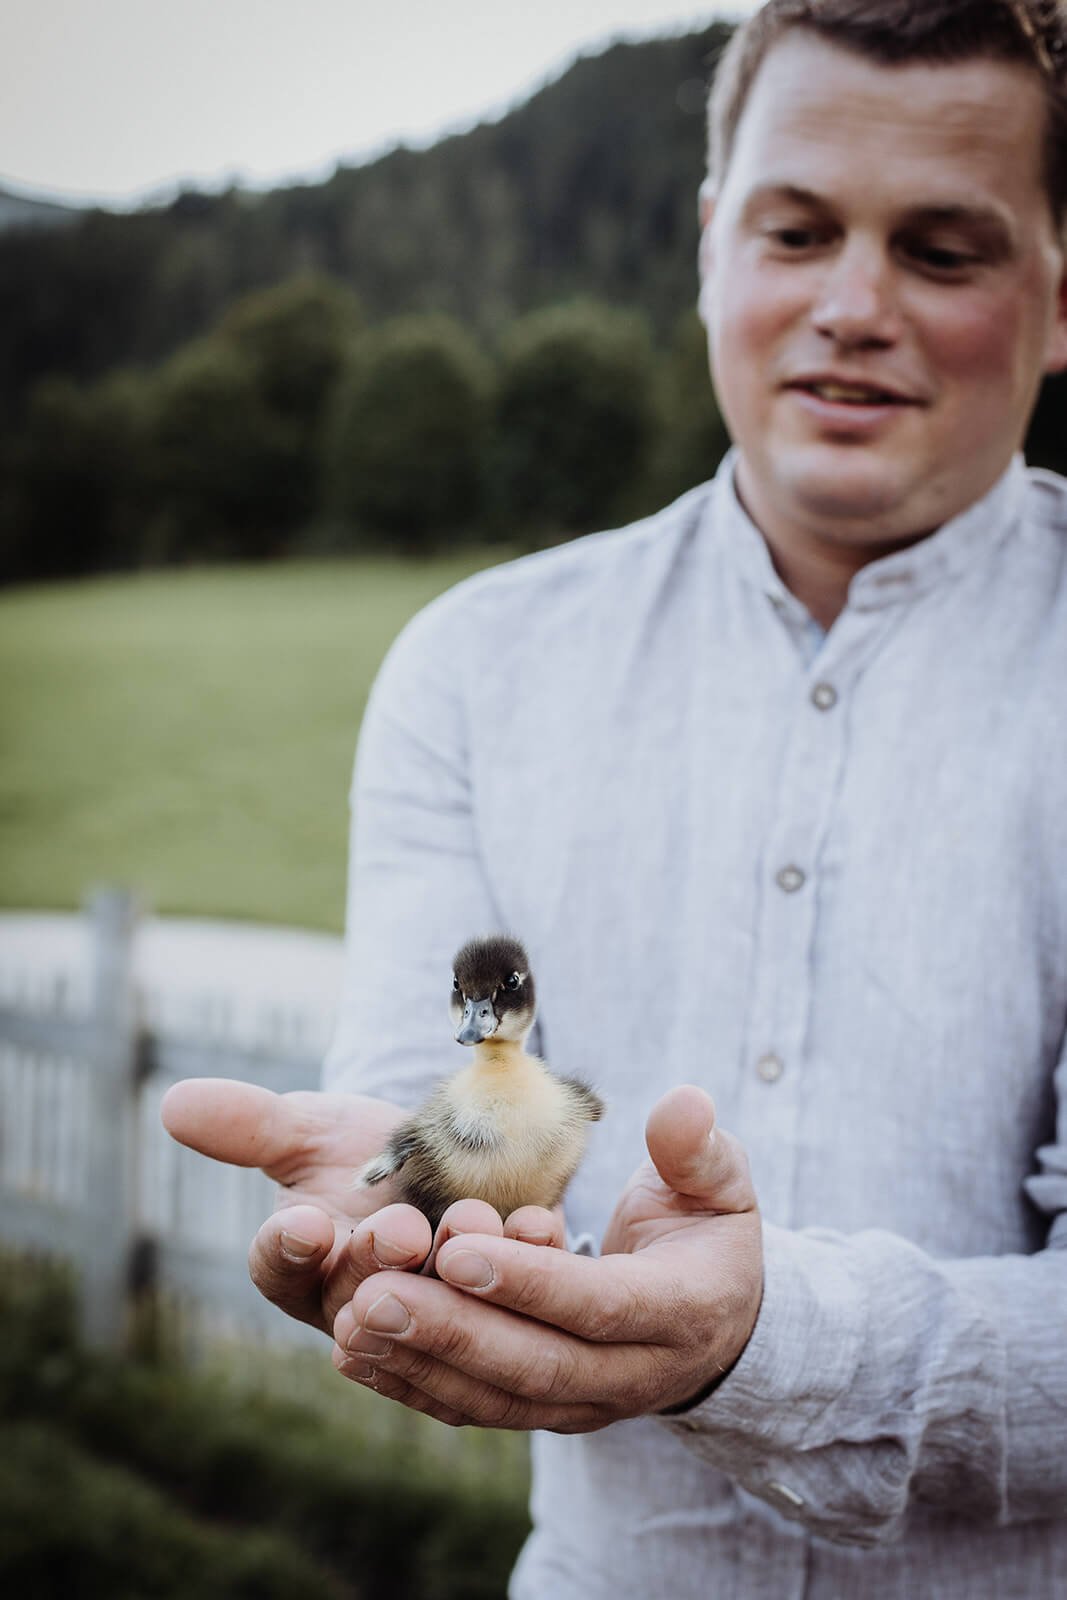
[741,183,825,213]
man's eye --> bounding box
[765,225,820,252]
[909,242,978,275]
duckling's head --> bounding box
[451,936,536,1046]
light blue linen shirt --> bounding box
[324,453,1067,1599]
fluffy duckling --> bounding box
[357,936,603,1231]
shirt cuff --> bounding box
[655,1222,882,1535]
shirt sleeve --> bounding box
[658,1034,1067,1547]
[321,583,505,1105]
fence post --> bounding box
[80,886,143,1347]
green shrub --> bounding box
[493,299,657,536]
[145,338,300,561]
[324,314,492,550]
[0,371,151,584]
[0,1422,348,1599]
[0,1262,528,1600]
[651,309,731,503]
[218,275,362,433]
[218,275,363,532]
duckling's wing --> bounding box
[557,1073,605,1122]
[356,1119,422,1187]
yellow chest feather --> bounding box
[429,1045,592,1214]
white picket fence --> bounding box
[0,889,335,1353]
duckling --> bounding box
[357,936,603,1231]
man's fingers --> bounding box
[327,1203,434,1316]
[334,1323,606,1432]
[249,1204,339,1332]
[249,1201,435,1333]
[432,1233,685,1343]
[645,1085,757,1213]
[333,1262,653,1410]
[503,1205,566,1247]
[424,1198,503,1275]
[330,1342,477,1429]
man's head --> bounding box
[709,1,1067,232]
[697,1,1067,607]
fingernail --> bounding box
[371,1231,417,1267]
[364,1293,410,1334]
[439,1249,494,1289]
[342,1360,377,1383]
[345,1329,394,1358]
[280,1230,321,1261]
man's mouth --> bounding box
[791,379,911,405]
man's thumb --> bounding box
[161,1077,296,1173]
[645,1085,756,1213]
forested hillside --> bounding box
[0,24,731,430]
[0,185,82,234]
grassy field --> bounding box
[0,554,506,930]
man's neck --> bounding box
[732,463,938,630]
[756,530,867,630]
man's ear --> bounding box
[697,178,717,326]
[698,176,716,232]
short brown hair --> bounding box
[708,0,1067,226]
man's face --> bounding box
[700,33,1067,557]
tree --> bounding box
[216,274,363,534]
[0,371,150,584]
[218,275,361,433]
[324,314,492,550]
[651,309,731,505]
[146,339,297,561]
[493,300,657,536]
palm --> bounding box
[600,1088,761,1262]
[601,1160,727,1256]
[161,1078,419,1334]
[252,1089,406,1221]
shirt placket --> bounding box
[738,604,899,1226]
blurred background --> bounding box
[2,2,1066,1594]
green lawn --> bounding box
[0,554,506,930]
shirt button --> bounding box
[811,682,837,711]
[756,1053,784,1084]
[775,865,806,893]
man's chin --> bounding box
[772,458,928,543]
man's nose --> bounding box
[810,243,901,348]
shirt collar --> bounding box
[706,449,1027,617]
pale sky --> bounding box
[1,0,758,209]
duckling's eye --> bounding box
[452,976,461,993]
[505,972,521,992]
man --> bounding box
[163,1,1067,1592]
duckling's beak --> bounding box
[455,997,498,1045]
